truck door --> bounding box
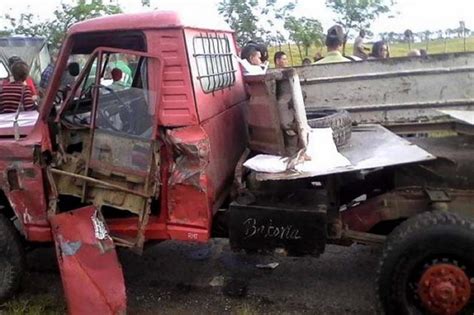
[53,48,159,249]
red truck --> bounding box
[0,11,473,315]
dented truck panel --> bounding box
[166,125,212,239]
[165,100,248,242]
[50,206,126,315]
[0,136,49,235]
[6,163,48,226]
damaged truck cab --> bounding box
[12,12,247,245]
[0,11,473,315]
[1,12,247,311]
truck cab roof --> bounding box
[68,11,232,35]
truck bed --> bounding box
[296,52,474,125]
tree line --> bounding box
[382,23,472,45]
[1,0,394,52]
[1,0,471,57]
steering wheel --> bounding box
[53,85,71,106]
[95,84,131,132]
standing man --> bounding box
[273,51,288,68]
[244,47,262,66]
[315,25,351,64]
[241,41,269,65]
[39,51,57,97]
[353,30,369,59]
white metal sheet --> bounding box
[255,124,435,181]
[0,111,38,128]
[244,128,351,173]
[439,109,474,125]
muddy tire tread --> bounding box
[0,213,25,303]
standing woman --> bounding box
[4,56,38,100]
[370,41,390,59]
[0,61,37,113]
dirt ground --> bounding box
[1,239,381,314]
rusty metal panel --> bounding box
[245,74,286,155]
[400,135,474,189]
[50,206,126,315]
[245,69,309,157]
[296,52,474,124]
[341,189,429,233]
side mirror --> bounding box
[68,62,80,77]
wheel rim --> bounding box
[417,263,472,314]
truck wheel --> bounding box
[0,213,25,303]
[376,211,474,315]
[306,109,352,147]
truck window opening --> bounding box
[193,34,236,93]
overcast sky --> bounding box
[2,0,474,39]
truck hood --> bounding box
[0,111,38,137]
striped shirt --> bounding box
[0,82,36,113]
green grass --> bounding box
[0,294,65,315]
[233,304,260,315]
[269,37,474,66]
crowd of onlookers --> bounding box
[0,51,137,115]
[241,24,429,69]
[0,23,431,115]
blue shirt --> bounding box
[39,63,54,90]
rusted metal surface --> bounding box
[339,230,386,245]
[50,206,126,314]
[341,188,429,233]
[51,168,150,198]
[53,154,148,216]
[255,125,434,181]
[341,187,474,232]
[418,263,471,315]
[245,73,286,155]
[296,52,474,124]
[400,135,474,190]
[245,69,308,157]
[232,148,251,198]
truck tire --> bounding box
[0,213,25,303]
[376,211,474,315]
[306,109,352,147]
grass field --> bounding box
[269,37,474,66]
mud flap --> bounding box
[50,206,126,314]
